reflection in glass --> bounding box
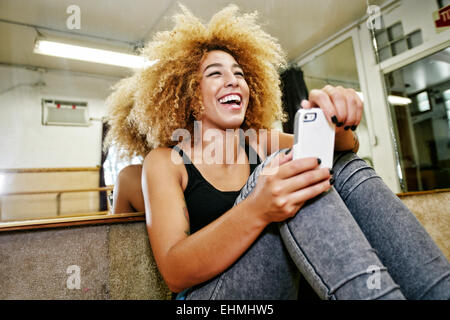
[103,145,142,186]
[384,48,450,191]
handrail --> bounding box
[0,211,145,232]
[0,186,114,217]
[0,186,113,197]
[0,166,100,173]
[396,188,450,197]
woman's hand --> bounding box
[301,85,362,152]
[248,149,332,224]
[302,85,363,132]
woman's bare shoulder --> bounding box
[144,147,179,164]
[143,147,185,185]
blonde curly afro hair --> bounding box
[104,4,287,159]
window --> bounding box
[374,22,423,62]
[416,91,431,113]
[103,145,142,186]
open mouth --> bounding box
[218,94,242,110]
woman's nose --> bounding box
[224,72,238,87]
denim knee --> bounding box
[332,152,380,202]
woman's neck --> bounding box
[189,123,244,166]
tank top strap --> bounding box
[171,145,206,195]
[239,139,262,174]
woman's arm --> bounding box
[112,164,145,213]
[334,130,359,153]
[265,129,359,156]
[142,147,331,292]
[143,148,269,292]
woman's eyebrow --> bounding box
[203,63,242,73]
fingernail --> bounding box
[344,126,350,131]
[331,116,338,124]
[317,158,321,165]
[330,178,335,185]
[329,169,334,175]
[337,122,344,127]
[351,125,357,131]
[284,148,292,155]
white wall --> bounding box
[0,65,118,169]
[381,0,440,42]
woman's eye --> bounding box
[207,71,221,77]
[235,72,244,77]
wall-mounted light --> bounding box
[33,39,156,69]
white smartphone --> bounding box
[293,108,335,168]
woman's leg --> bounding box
[187,150,403,300]
[235,150,405,299]
[185,222,301,300]
[278,188,405,300]
[331,152,450,300]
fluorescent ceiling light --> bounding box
[387,95,412,106]
[34,39,156,69]
[356,91,412,106]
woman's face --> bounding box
[198,50,249,130]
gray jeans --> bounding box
[184,151,450,300]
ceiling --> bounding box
[0,0,386,78]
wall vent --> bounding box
[41,99,89,126]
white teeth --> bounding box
[219,94,241,104]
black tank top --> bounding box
[172,143,262,234]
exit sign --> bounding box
[433,5,450,32]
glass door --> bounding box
[384,47,450,191]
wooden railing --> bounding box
[0,166,146,232]
[0,186,114,216]
[0,186,146,232]
[0,166,101,173]
[0,211,145,232]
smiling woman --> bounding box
[0,0,449,301]
[101,4,450,300]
